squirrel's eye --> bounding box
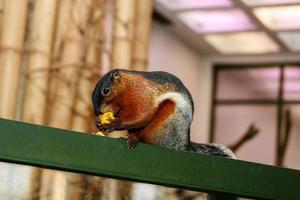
[113,71,119,79]
[101,88,111,96]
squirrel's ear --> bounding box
[112,70,120,80]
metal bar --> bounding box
[236,0,290,52]
[215,63,300,70]
[284,100,300,104]
[240,1,300,8]
[215,99,279,105]
[276,65,285,165]
[0,118,299,200]
[209,66,218,143]
[216,99,300,105]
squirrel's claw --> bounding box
[95,120,114,133]
[95,120,101,128]
[127,134,139,150]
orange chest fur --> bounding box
[114,79,156,121]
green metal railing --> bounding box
[0,118,299,199]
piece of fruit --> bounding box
[100,111,115,124]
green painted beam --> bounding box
[0,118,299,199]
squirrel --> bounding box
[92,69,235,158]
[92,69,236,200]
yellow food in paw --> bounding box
[100,112,115,124]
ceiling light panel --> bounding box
[156,0,232,11]
[204,32,280,54]
[242,0,300,6]
[277,32,300,51]
[254,5,300,30]
[178,9,255,33]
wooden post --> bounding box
[111,0,136,68]
[22,0,58,124]
[0,0,29,119]
[44,0,73,124]
[47,0,92,129]
[71,0,105,132]
[0,0,4,39]
[0,0,3,115]
[51,0,73,65]
[131,0,153,70]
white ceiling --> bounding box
[154,0,300,57]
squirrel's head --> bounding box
[92,69,127,116]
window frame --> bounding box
[209,63,300,166]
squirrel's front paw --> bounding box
[95,120,114,133]
[127,134,139,150]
